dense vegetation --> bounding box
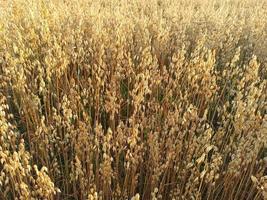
[0,0,266,199]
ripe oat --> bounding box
[0,0,266,199]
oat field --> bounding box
[0,0,266,199]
